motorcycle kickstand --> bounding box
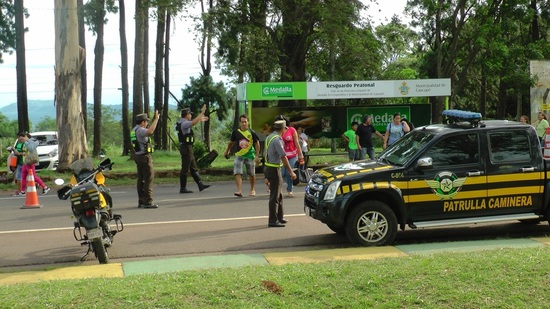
[80,243,92,261]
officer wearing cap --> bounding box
[264,120,297,227]
[132,110,159,208]
[175,104,211,193]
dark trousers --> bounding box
[264,166,284,224]
[179,143,201,189]
[134,154,154,205]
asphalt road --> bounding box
[1,180,550,270]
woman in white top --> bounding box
[383,113,410,149]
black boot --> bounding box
[191,170,210,192]
[179,173,193,193]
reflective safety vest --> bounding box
[131,128,153,154]
[264,134,283,168]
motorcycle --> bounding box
[56,157,123,264]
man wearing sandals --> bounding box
[224,114,260,197]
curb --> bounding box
[1,237,548,286]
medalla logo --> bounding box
[262,84,293,97]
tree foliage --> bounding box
[0,0,16,63]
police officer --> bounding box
[132,110,159,208]
[175,104,211,193]
[264,120,297,227]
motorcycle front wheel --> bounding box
[91,238,109,264]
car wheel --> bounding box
[346,200,397,247]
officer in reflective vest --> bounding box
[175,104,211,193]
[264,120,297,228]
[132,110,159,209]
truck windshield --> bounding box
[378,131,436,166]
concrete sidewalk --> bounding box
[1,237,548,286]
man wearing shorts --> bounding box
[224,114,260,197]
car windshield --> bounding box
[378,130,436,166]
[33,135,58,146]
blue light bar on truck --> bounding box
[442,110,482,120]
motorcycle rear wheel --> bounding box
[91,238,109,264]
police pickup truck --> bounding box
[304,110,549,246]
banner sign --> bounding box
[250,104,431,139]
[238,79,450,101]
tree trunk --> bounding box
[119,0,131,156]
[132,0,145,119]
[143,7,150,115]
[15,0,29,133]
[154,5,166,149]
[199,0,213,151]
[54,0,88,171]
[92,0,106,157]
[77,0,87,133]
[162,12,171,150]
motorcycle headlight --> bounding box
[323,180,341,201]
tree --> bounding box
[14,0,29,133]
[0,0,16,63]
[77,0,88,131]
[83,0,117,157]
[179,75,229,150]
[132,0,147,120]
[54,0,88,171]
[119,0,132,155]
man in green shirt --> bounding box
[342,121,359,161]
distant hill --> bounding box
[0,100,178,127]
[0,100,57,125]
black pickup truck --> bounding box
[304,110,549,246]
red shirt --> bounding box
[282,127,299,158]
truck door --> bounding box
[405,132,487,221]
[485,129,542,213]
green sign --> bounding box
[347,106,411,132]
[246,82,307,101]
[262,84,293,97]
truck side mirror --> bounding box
[415,157,433,171]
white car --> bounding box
[29,131,59,171]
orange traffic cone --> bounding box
[21,169,42,209]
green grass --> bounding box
[1,246,550,307]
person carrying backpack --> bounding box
[383,113,410,149]
[16,133,50,197]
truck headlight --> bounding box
[323,180,341,201]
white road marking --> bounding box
[0,214,306,235]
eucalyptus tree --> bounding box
[133,0,148,120]
[119,0,131,155]
[83,0,117,157]
[54,0,89,171]
[151,0,188,150]
[14,0,29,133]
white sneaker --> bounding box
[43,187,51,195]
[14,191,26,197]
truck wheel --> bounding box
[326,224,346,235]
[346,201,397,246]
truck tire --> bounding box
[92,238,109,264]
[346,201,397,246]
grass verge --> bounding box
[1,246,549,307]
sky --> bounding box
[0,0,408,108]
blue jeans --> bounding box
[359,147,375,160]
[281,156,298,193]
